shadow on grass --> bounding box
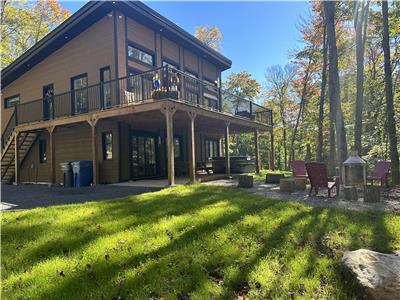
[2,185,399,299]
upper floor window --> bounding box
[128,45,154,66]
[4,95,20,109]
[162,60,179,70]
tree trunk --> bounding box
[290,62,311,164]
[317,23,328,162]
[324,1,348,170]
[381,0,400,185]
[354,1,369,156]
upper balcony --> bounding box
[2,66,272,147]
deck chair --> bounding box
[367,160,391,187]
[292,160,307,178]
[305,162,338,198]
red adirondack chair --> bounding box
[367,160,391,187]
[305,162,339,198]
[292,160,307,178]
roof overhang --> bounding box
[1,1,232,89]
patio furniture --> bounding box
[266,173,285,184]
[280,178,295,193]
[292,160,308,178]
[238,174,253,188]
[196,160,213,175]
[367,160,390,187]
[305,162,339,198]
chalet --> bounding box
[1,1,273,186]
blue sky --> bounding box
[59,1,310,83]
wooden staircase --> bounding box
[1,131,39,183]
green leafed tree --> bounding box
[1,0,70,68]
[194,25,222,51]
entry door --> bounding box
[131,134,158,178]
[43,84,54,120]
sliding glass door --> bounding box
[131,134,158,178]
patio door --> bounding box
[130,133,159,179]
[43,84,54,120]
[71,73,88,114]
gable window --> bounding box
[4,95,20,109]
[128,45,154,66]
[205,138,220,159]
[39,139,47,163]
[102,132,113,160]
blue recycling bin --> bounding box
[71,160,93,187]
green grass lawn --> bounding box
[2,185,400,299]
[250,169,293,181]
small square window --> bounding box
[102,132,113,160]
[4,95,20,108]
[39,139,47,163]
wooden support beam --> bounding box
[254,129,261,174]
[269,130,275,171]
[47,126,56,184]
[14,132,20,184]
[224,120,231,178]
[161,105,176,185]
[187,111,197,183]
[88,119,99,185]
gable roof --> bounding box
[1,1,232,88]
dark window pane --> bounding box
[128,45,153,66]
[174,137,181,159]
[102,132,113,160]
[39,139,47,163]
[4,95,20,108]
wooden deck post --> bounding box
[269,130,275,171]
[47,126,56,184]
[162,104,176,185]
[14,132,20,184]
[187,111,197,183]
[254,129,261,174]
[88,119,99,185]
[224,120,231,178]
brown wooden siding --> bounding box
[1,16,115,129]
[126,18,155,51]
[161,37,180,64]
[184,49,199,73]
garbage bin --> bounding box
[71,160,93,187]
[60,162,73,187]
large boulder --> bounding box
[342,249,400,299]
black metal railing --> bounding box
[2,66,272,148]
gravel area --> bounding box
[204,179,400,213]
[1,183,161,210]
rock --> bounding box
[342,249,400,299]
[238,175,253,188]
[365,185,381,203]
[280,178,295,193]
[343,186,358,201]
[265,173,285,184]
[293,177,307,191]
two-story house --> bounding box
[1,1,273,186]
